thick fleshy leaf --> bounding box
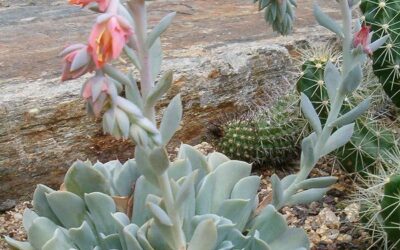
[22,209,39,232]
[300,134,315,172]
[321,123,354,156]
[175,170,198,208]
[211,160,252,212]
[132,176,160,226]
[147,202,173,226]
[330,98,370,127]
[286,188,330,206]
[69,221,97,250]
[324,61,340,101]
[46,191,86,229]
[301,93,322,134]
[123,224,143,250]
[4,237,34,250]
[271,174,283,207]
[160,94,182,145]
[42,228,75,250]
[146,70,173,109]
[64,160,111,197]
[313,3,343,37]
[85,192,117,235]
[188,219,217,250]
[149,146,170,175]
[147,12,176,49]
[297,176,337,189]
[196,172,217,215]
[207,152,230,170]
[250,205,288,244]
[32,185,61,225]
[27,217,58,249]
[340,65,362,94]
[268,228,309,250]
[113,159,140,196]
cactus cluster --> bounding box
[354,147,400,249]
[212,94,304,167]
[360,0,400,107]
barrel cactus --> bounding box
[360,0,400,107]
[355,148,400,249]
[296,45,341,124]
[211,93,304,167]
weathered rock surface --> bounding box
[0,0,338,202]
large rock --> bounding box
[0,0,337,202]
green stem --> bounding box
[129,0,156,123]
[157,173,187,249]
[277,0,353,210]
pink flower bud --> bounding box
[353,25,373,55]
[81,74,112,116]
[61,44,95,81]
[68,0,110,12]
[88,14,133,69]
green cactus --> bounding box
[381,174,400,249]
[211,93,305,167]
[6,145,334,250]
[360,0,400,107]
[335,119,397,173]
[354,148,400,249]
[296,45,342,124]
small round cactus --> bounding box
[209,93,304,167]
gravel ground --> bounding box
[0,143,372,250]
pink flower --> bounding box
[61,44,95,81]
[68,0,110,12]
[82,74,113,116]
[353,25,373,55]
[88,14,132,68]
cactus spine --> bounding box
[212,94,304,167]
[360,0,400,107]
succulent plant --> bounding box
[6,145,325,250]
[359,0,400,107]
[354,147,400,249]
[254,0,297,35]
[210,93,304,167]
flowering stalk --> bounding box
[270,0,386,210]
